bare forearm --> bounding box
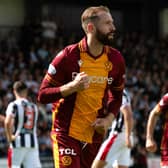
[125,118,133,138]
[5,124,12,142]
[60,81,78,97]
[146,108,159,139]
[125,114,133,137]
[4,116,15,142]
[38,72,89,104]
[146,116,157,139]
[122,105,133,137]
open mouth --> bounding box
[108,33,114,38]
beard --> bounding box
[95,28,114,46]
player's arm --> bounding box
[121,104,133,148]
[146,104,160,152]
[92,92,123,135]
[4,114,15,142]
[38,49,89,104]
[92,113,114,135]
[38,71,89,103]
[60,71,89,96]
[92,81,124,135]
[93,54,125,135]
[107,50,126,117]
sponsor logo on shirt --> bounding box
[72,72,113,85]
[59,148,77,156]
[48,64,56,75]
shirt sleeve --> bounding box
[159,93,168,111]
[6,102,15,117]
[107,51,126,117]
[121,90,131,108]
[38,49,67,104]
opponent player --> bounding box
[38,6,126,168]
[146,93,168,168]
[4,81,41,168]
[92,89,134,168]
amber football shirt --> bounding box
[39,37,125,143]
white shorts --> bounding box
[95,132,133,167]
[9,147,41,168]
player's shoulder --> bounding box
[57,43,79,57]
[108,46,122,56]
[15,98,27,104]
[22,99,36,107]
[123,89,128,97]
[6,101,17,115]
[65,43,79,53]
[52,43,79,63]
[107,46,124,62]
[160,93,168,105]
[7,101,15,108]
[163,93,168,98]
[121,89,130,105]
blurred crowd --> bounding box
[0,16,168,167]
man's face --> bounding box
[94,12,116,45]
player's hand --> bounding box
[73,72,89,91]
[146,138,157,152]
[125,136,133,148]
[92,118,109,135]
[8,134,17,143]
[11,135,17,141]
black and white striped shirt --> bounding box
[111,89,131,133]
[6,98,39,148]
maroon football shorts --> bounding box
[161,149,168,166]
[51,131,101,168]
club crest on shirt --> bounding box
[78,60,83,67]
[104,61,112,71]
[48,64,56,75]
[61,156,72,166]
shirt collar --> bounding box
[78,37,109,55]
[78,37,88,52]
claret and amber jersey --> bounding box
[38,37,125,143]
[159,93,168,150]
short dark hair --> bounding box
[13,81,27,93]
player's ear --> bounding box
[87,23,95,33]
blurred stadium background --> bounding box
[0,0,168,167]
